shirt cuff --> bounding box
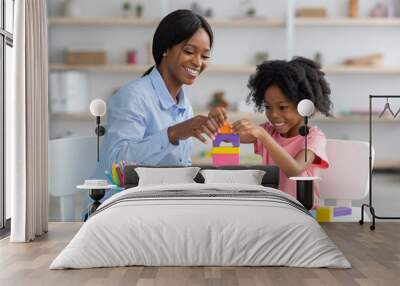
[159,128,178,153]
[254,138,262,155]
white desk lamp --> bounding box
[291,99,317,210]
[90,99,107,162]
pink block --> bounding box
[212,154,240,166]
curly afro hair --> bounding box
[246,57,333,117]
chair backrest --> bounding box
[319,139,374,201]
[49,136,97,197]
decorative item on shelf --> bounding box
[135,4,144,18]
[63,0,81,17]
[51,71,89,113]
[90,99,107,162]
[191,3,204,16]
[208,91,229,109]
[343,53,384,66]
[127,49,137,64]
[296,7,327,18]
[189,2,212,17]
[238,0,256,17]
[65,50,107,65]
[313,52,323,66]
[348,0,359,18]
[122,1,133,17]
[246,7,256,17]
[204,8,213,18]
[212,121,240,167]
[370,1,389,18]
[255,51,269,64]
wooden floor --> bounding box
[0,222,399,286]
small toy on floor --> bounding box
[315,206,353,222]
[316,207,333,222]
[333,206,352,217]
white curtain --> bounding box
[8,0,49,242]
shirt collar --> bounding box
[149,67,187,114]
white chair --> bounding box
[49,136,97,221]
[319,139,375,207]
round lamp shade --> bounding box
[90,99,107,117]
[297,99,315,117]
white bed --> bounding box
[50,183,351,269]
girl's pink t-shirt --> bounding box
[254,122,329,207]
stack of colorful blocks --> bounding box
[310,206,352,222]
[212,122,240,167]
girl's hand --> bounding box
[208,106,228,128]
[232,119,265,143]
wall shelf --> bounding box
[323,65,400,75]
[296,17,400,27]
[49,63,257,74]
[49,16,400,28]
[49,16,160,26]
[49,63,400,75]
[51,111,400,124]
[48,16,285,27]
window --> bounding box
[1,0,14,233]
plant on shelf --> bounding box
[122,1,133,17]
[135,4,143,18]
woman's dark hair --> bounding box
[143,9,214,76]
[247,57,333,117]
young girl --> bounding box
[232,57,333,207]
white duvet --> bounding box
[50,183,351,269]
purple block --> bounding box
[213,134,240,147]
[333,207,352,217]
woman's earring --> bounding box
[163,52,167,57]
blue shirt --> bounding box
[93,68,193,179]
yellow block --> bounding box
[316,207,333,222]
[212,147,240,154]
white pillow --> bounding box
[135,167,200,186]
[200,169,266,185]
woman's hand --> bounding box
[168,115,219,144]
[208,106,228,128]
[232,119,265,143]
